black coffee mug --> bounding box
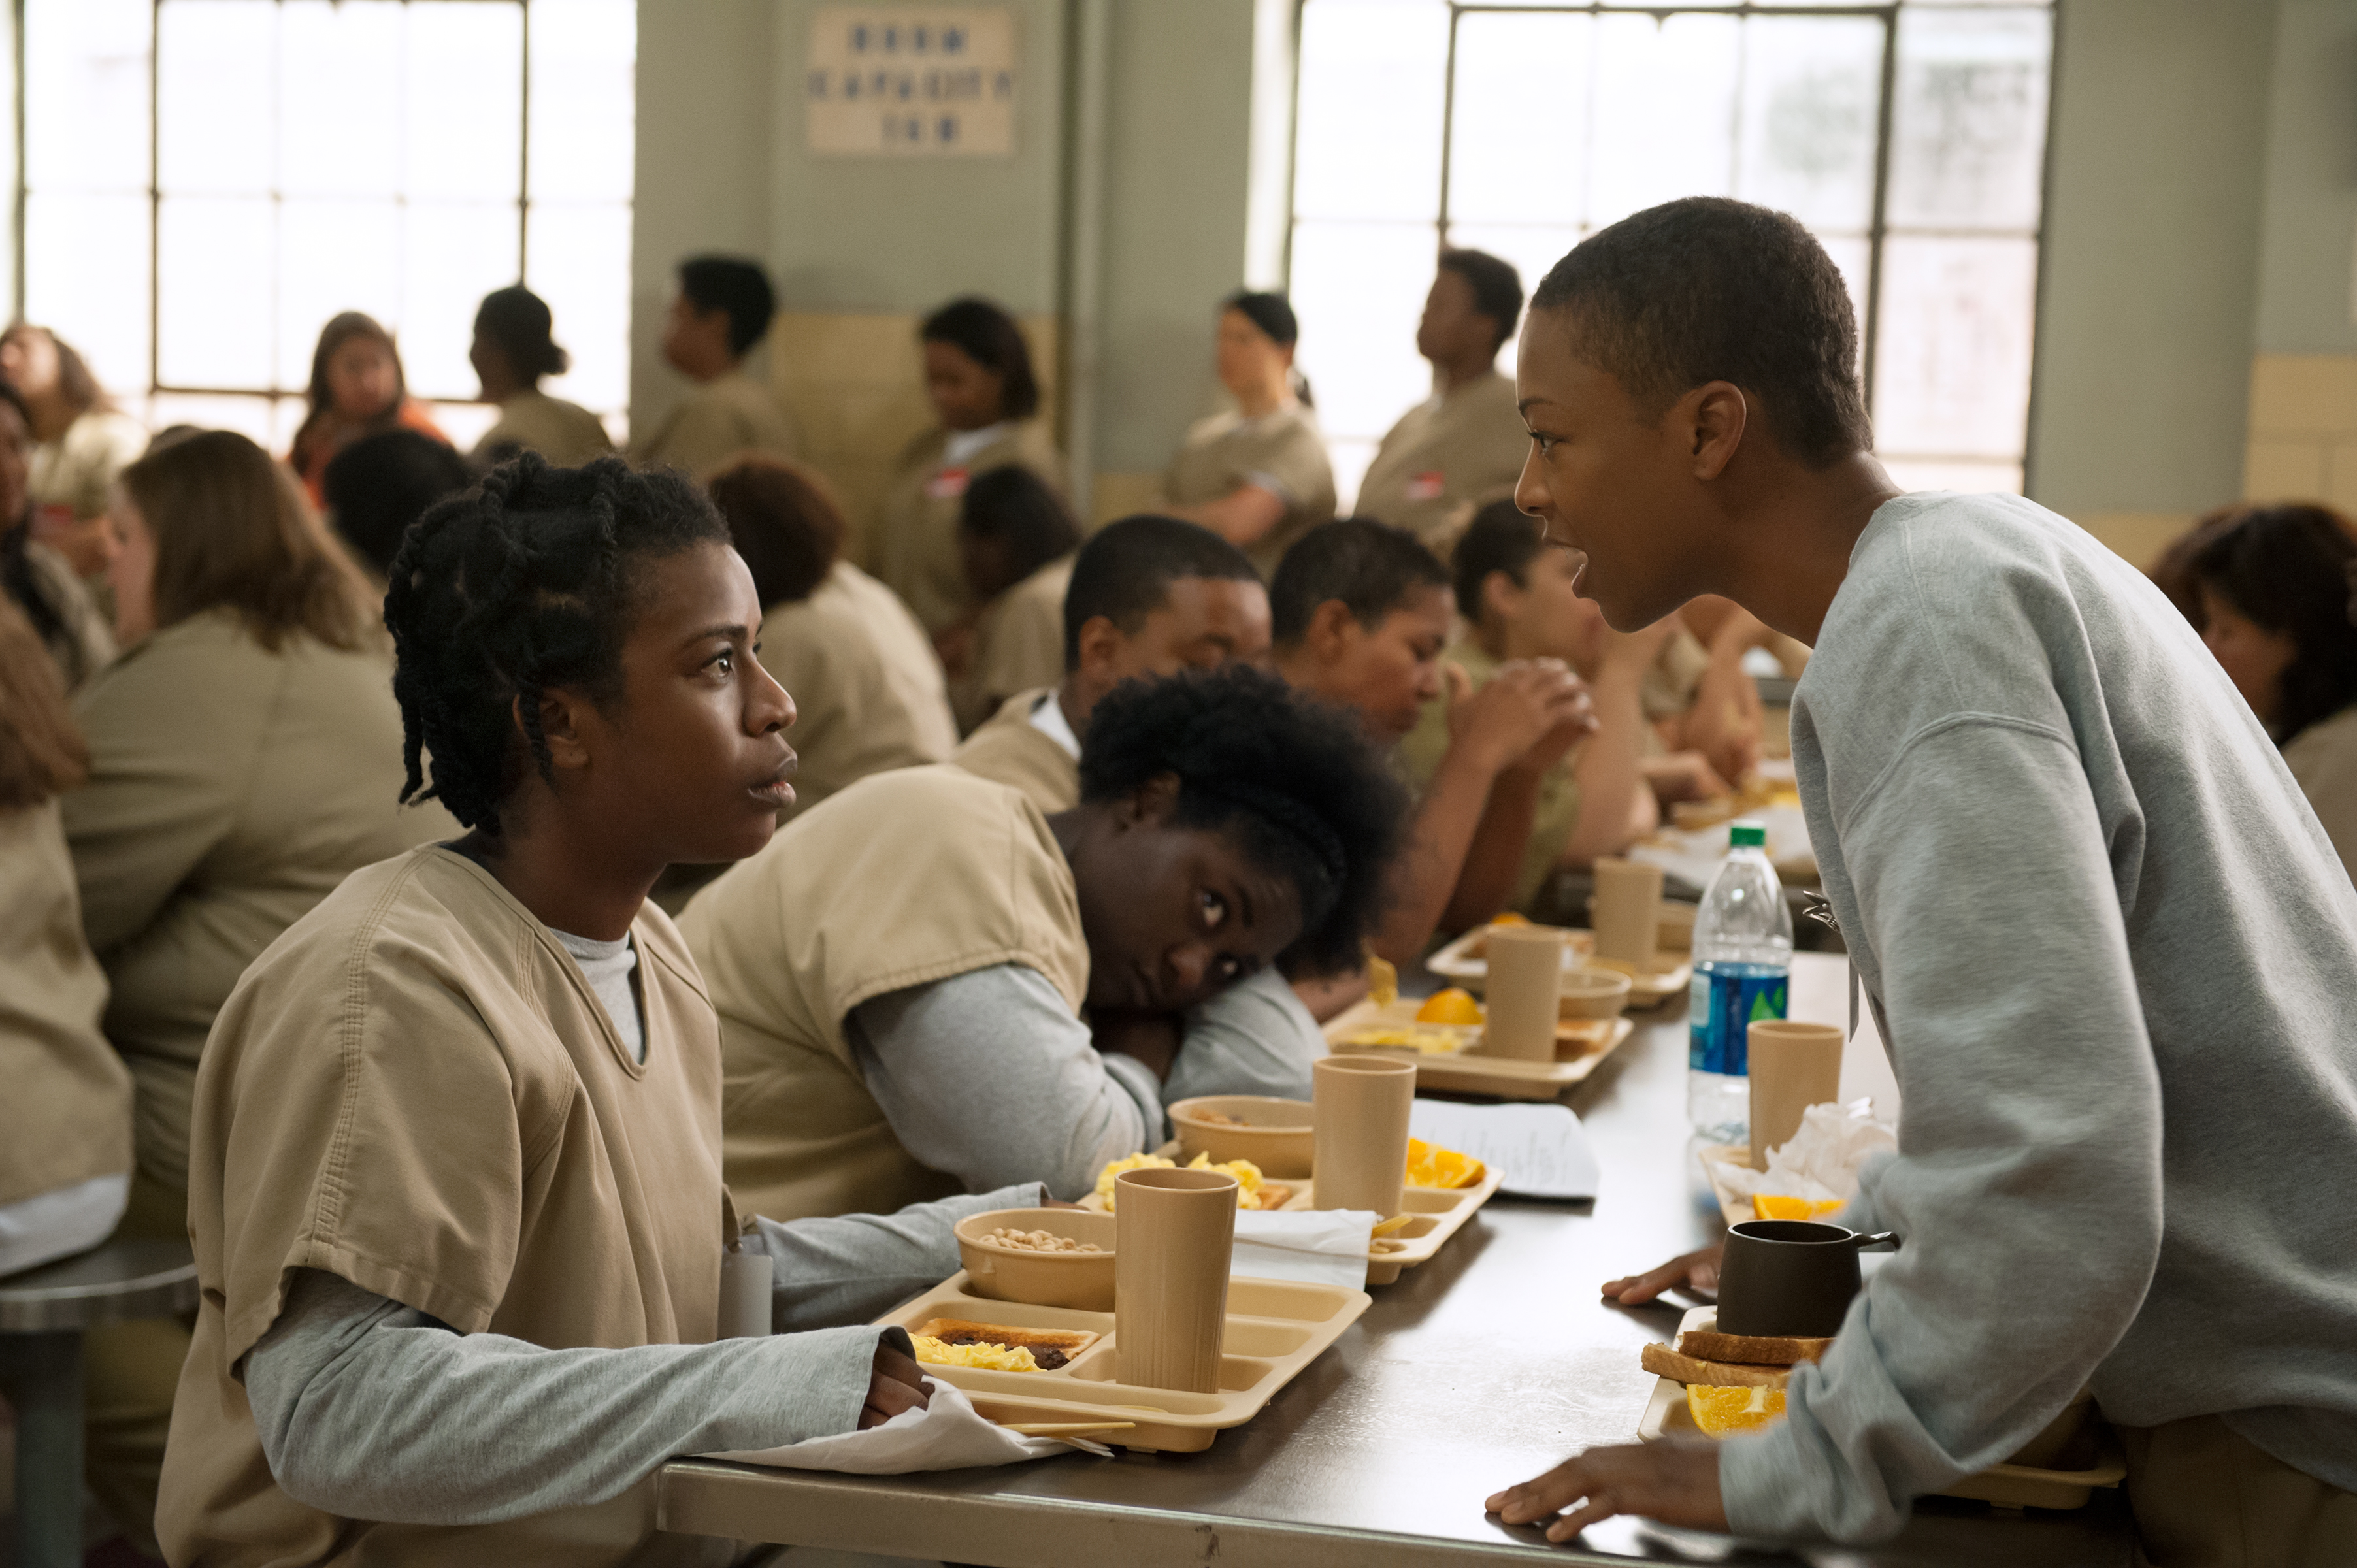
[1715,1220,1900,1338]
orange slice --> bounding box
[1488,912,1531,926]
[1404,1137,1485,1189]
[1687,1382,1787,1437]
[1754,1194,1847,1221]
[1415,987,1484,1025]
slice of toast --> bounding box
[1641,1342,1790,1388]
[1677,1328,1832,1367]
[912,1317,1099,1371]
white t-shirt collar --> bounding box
[1028,690,1081,760]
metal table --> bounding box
[657,954,2132,1565]
[0,1235,200,1568]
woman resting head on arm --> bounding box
[687,662,1409,1223]
[157,455,1057,1567]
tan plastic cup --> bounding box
[1592,858,1664,969]
[1483,926,1565,1061]
[1311,1053,1417,1219]
[1747,1020,1845,1171]
[1114,1166,1238,1392]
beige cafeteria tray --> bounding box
[1324,997,1637,1100]
[1425,923,1596,988]
[1083,1147,1504,1285]
[876,1271,1369,1452]
[1587,953,1692,1009]
[1634,1308,2127,1510]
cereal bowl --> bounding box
[1557,966,1634,1020]
[953,1207,1118,1310]
[1168,1095,1315,1178]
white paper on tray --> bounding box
[1706,1098,1895,1205]
[1408,1099,1600,1200]
[1232,1209,1377,1286]
[705,1375,1110,1472]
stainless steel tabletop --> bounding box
[658,954,2132,1566]
[0,1237,199,1332]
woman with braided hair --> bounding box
[159,454,1065,1567]
[681,662,1409,1224]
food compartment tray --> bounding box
[1325,999,1637,1100]
[876,1272,1370,1452]
[1634,1308,2126,1510]
[1081,1141,1503,1284]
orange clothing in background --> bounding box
[293,400,448,506]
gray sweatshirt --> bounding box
[1719,493,2357,1542]
[243,1184,1045,1524]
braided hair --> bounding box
[1078,665,1408,976]
[384,453,729,835]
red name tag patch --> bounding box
[1406,470,1445,501]
[925,467,971,500]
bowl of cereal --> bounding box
[1168,1096,1315,1178]
[953,1208,1118,1311]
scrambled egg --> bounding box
[911,1334,1039,1372]
[1332,1024,1476,1056]
[1095,1152,1276,1210]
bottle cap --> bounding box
[1728,821,1766,848]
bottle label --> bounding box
[1689,965,1789,1076]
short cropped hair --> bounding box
[706,454,845,608]
[678,255,777,357]
[1450,500,1545,624]
[921,297,1041,421]
[1062,514,1261,669]
[1079,664,1408,975]
[959,466,1080,593]
[1438,249,1525,355]
[1530,197,1871,468]
[1270,518,1449,647]
[322,429,476,580]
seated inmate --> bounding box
[1400,501,1664,910]
[467,284,614,468]
[1487,197,2357,1561]
[70,431,459,1551]
[1162,292,1338,580]
[1271,517,1594,964]
[944,464,1081,733]
[872,295,1066,638]
[1354,249,1531,553]
[0,596,132,1276]
[953,514,1336,1104]
[684,665,1408,1224]
[627,254,799,477]
[707,453,956,820]
[157,456,1042,1567]
[2167,502,2357,879]
[1,384,115,691]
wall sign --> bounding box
[806,7,1017,157]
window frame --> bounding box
[1283,0,2060,485]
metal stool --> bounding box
[0,1238,199,1568]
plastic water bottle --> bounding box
[1688,820,1792,1142]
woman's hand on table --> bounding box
[860,1341,933,1429]
[1602,1244,1723,1305]
[1487,1439,1726,1541]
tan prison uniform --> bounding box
[1162,404,1336,582]
[65,608,457,1196]
[12,533,115,691]
[2283,703,2357,881]
[952,687,1083,813]
[955,554,1073,733]
[684,766,1089,1222]
[0,798,132,1211]
[871,421,1065,638]
[627,369,799,478]
[759,559,958,819]
[158,847,738,1568]
[1399,640,1582,910]
[472,387,614,467]
[1355,370,1527,552]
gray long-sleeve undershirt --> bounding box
[1166,966,1328,1107]
[242,1183,1044,1526]
[848,964,1161,1199]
